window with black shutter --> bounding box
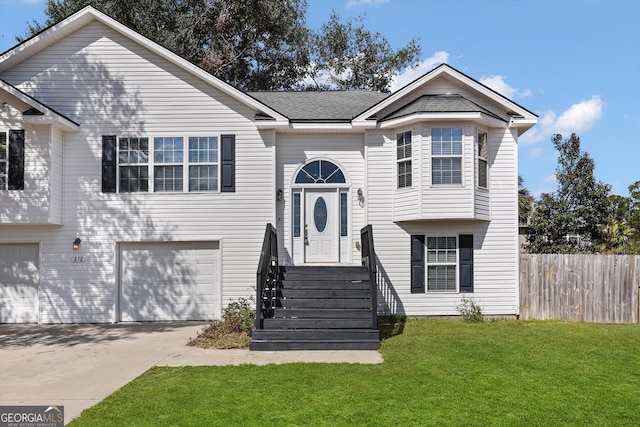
[0,130,25,191]
[101,134,236,193]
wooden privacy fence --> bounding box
[520,254,640,323]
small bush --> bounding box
[456,298,485,323]
[188,298,255,349]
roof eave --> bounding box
[508,117,538,136]
[378,112,507,129]
[290,122,354,131]
[1,80,80,131]
[254,120,291,130]
[22,114,80,132]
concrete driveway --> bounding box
[0,322,382,424]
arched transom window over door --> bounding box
[295,160,346,184]
[292,159,348,264]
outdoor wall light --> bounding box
[277,188,283,201]
[73,238,82,252]
[357,188,365,206]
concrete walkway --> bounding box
[0,322,383,424]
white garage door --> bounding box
[119,242,220,321]
[0,244,39,323]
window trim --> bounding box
[396,130,412,189]
[430,127,463,186]
[477,130,488,189]
[426,235,459,292]
[153,136,184,193]
[114,134,221,194]
[188,136,220,193]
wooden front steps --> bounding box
[250,265,380,351]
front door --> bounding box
[305,190,339,263]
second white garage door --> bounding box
[0,244,39,323]
[119,241,220,321]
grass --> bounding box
[69,319,640,426]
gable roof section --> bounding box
[382,94,504,121]
[249,91,389,122]
[353,64,538,133]
[1,79,80,131]
[0,6,288,127]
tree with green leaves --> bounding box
[518,175,534,224]
[629,180,640,239]
[601,181,640,254]
[21,1,422,92]
[525,133,611,253]
[307,12,421,92]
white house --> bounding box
[0,7,537,324]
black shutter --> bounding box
[102,135,117,193]
[220,134,235,192]
[410,235,425,293]
[8,130,25,190]
[459,234,474,292]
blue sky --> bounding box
[1,0,639,197]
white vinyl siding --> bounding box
[0,117,61,224]
[367,124,519,316]
[0,17,529,322]
[0,20,273,322]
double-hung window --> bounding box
[477,131,488,188]
[431,127,462,185]
[119,137,149,192]
[397,130,412,188]
[426,236,457,291]
[188,136,218,191]
[154,137,183,192]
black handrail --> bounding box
[361,225,378,329]
[256,223,278,329]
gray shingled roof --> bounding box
[248,90,390,122]
[381,94,505,122]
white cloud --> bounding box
[389,51,449,92]
[544,174,557,183]
[347,0,389,8]
[528,147,544,159]
[479,75,532,99]
[554,95,604,135]
[520,96,604,145]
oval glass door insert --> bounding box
[314,197,328,232]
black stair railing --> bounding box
[256,223,278,329]
[361,225,378,329]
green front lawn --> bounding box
[69,320,640,426]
